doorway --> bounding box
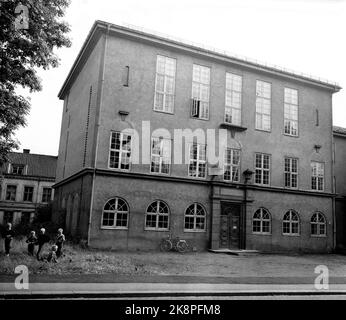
[219,203,242,250]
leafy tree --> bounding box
[0,0,71,165]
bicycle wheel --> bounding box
[176,241,188,253]
[160,239,172,252]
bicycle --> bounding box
[160,234,189,253]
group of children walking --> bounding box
[2,223,66,263]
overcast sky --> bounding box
[14,0,346,155]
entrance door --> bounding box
[219,203,241,249]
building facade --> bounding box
[333,126,346,251]
[0,150,57,225]
[53,21,341,252]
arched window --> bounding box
[102,198,129,229]
[311,212,327,236]
[283,210,300,235]
[252,208,271,234]
[184,203,207,232]
[145,200,170,231]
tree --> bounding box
[0,0,71,165]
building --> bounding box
[53,20,341,252]
[333,126,346,251]
[0,150,57,225]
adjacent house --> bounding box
[52,21,341,252]
[0,150,57,225]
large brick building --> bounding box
[53,21,341,252]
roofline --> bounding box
[8,152,58,158]
[58,20,342,99]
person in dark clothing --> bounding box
[26,231,38,256]
[36,228,50,261]
[3,223,15,256]
[55,228,65,258]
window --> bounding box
[253,208,271,234]
[188,143,207,178]
[284,88,298,136]
[255,153,270,185]
[23,186,34,202]
[109,132,132,170]
[145,200,170,231]
[6,185,17,201]
[311,162,324,191]
[284,158,298,189]
[101,198,129,229]
[283,210,300,235]
[154,55,176,113]
[42,188,52,203]
[311,212,327,236]
[185,203,206,232]
[123,66,130,87]
[256,81,271,131]
[225,73,242,125]
[10,164,25,175]
[224,148,241,182]
[191,64,210,120]
[150,137,171,174]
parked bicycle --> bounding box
[160,234,189,253]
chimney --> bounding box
[23,149,30,154]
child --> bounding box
[47,245,58,263]
[26,231,37,256]
[36,228,50,261]
[2,223,15,257]
[55,228,66,258]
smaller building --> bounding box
[0,149,57,226]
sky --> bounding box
[14,0,346,156]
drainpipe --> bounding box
[87,24,110,246]
[242,169,254,250]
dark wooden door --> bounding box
[220,203,241,249]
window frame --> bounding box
[284,157,299,189]
[23,186,34,202]
[252,208,272,235]
[108,131,132,171]
[42,187,53,203]
[145,200,170,231]
[255,80,272,132]
[311,212,327,237]
[150,137,171,175]
[223,148,241,182]
[101,197,130,230]
[188,143,207,179]
[254,153,271,186]
[282,209,300,236]
[311,161,325,191]
[6,185,17,201]
[153,55,177,114]
[284,87,299,137]
[184,203,207,233]
[224,72,242,125]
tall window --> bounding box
[311,212,327,236]
[6,185,17,201]
[284,88,298,136]
[109,132,132,170]
[23,186,34,202]
[255,153,270,185]
[253,208,271,234]
[184,203,206,232]
[224,148,241,182]
[154,55,176,113]
[151,137,171,174]
[191,64,210,120]
[188,143,207,178]
[283,210,300,235]
[101,198,129,229]
[145,200,170,231]
[256,80,271,131]
[284,157,298,189]
[10,164,25,175]
[42,188,52,203]
[311,162,324,191]
[225,73,242,125]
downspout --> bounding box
[332,138,336,252]
[87,24,110,246]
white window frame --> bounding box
[108,132,132,171]
[311,161,324,191]
[154,55,176,114]
[254,153,270,186]
[284,88,299,136]
[101,198,129,230]
[184,203,207,233]
[150,137,171,175]
[311,212,327,237]
[6,185,17,201]
[188,143,207,179]
[145,200,170,231]
[255,80,271,131]
[284,157,298,189]
[42,187,52,203]
[252,208,272,235]
[282,210,300,236]
[191,64,210,120]
[225,73,242,125]
[224,148,241,182]
[23,186,34,202]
